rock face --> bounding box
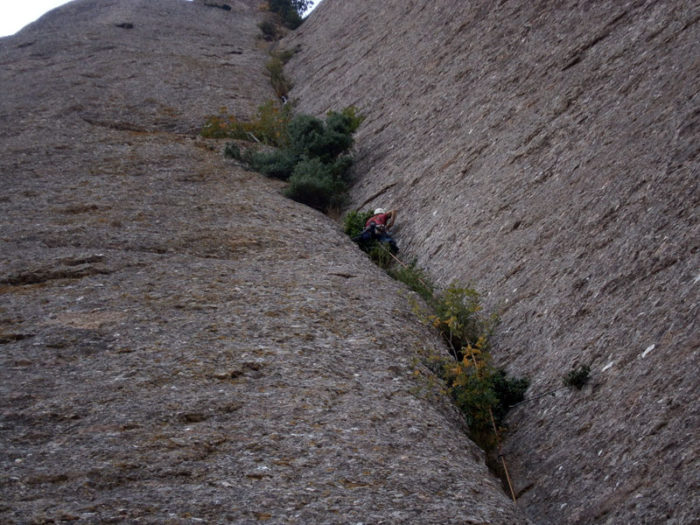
[285,0,699,523]
[1,0,528,523]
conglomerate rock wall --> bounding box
[284,1,699,523]
[0,0,529,523]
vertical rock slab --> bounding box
[285,0,699,523]
[0,0,529,522]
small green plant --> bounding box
[332,105,365,134]
[246,148,297,180]
[284,158,347,211]
[366,243,393,269]
[490,368,530,423]
[258,19,281,41]
[430,284,498,358]
[287,113,355,163]
[442,340,529,450]
[266,56,293,98]
[342,210,374,238]
[224,142,242,160]
[445,341,498,434]
[563,364,591,389]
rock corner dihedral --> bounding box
[283,0,699,523]
[0,1,529,523]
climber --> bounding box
[353,207,399,253]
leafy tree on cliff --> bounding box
[268,0,311,29]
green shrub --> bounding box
[343,210,374,238]
[287,113,354,163]
[443,341,528,449]
[287,114,325,155]
[244,109,359,186]
[286,109,362,164]
[423,286,527,448]
[256,109,360,210]
[258,19,281,41]
[333,106,365,134]
[224,142,242,160]
[208,104,362,215]
[248,148,298,180]
[431,284,498,356]
[325,110,358,139]
[491,369,530,423]
[329,155,354,181]
[563,364,591,389]
[268,0,308,29]
[367,243,393,268]
[284,158,347,211]
[447,352,499,433]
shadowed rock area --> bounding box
[285,0,698,523]
[1,0,529,523]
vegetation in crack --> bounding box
[344,211,529,454]
[201,100,292,146]
[259,0,312,39]
[201,13,526,484]
[202,99,364,212]
[202,12,365,214]
[266,52,294,99]
[202,8,366,214]
[412,281,528,452]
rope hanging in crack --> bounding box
[464,346,517,503]
[377,243,432,292]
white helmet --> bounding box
[374,208,386,215]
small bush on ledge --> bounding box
[284,157,347,211]
[563,364,591,389]
[209,104,363,212]
[266,55,293,98]
[227,106,364,212]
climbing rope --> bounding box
[508,386,564,409]
[463,347,517,503]
[378,243,433,291]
